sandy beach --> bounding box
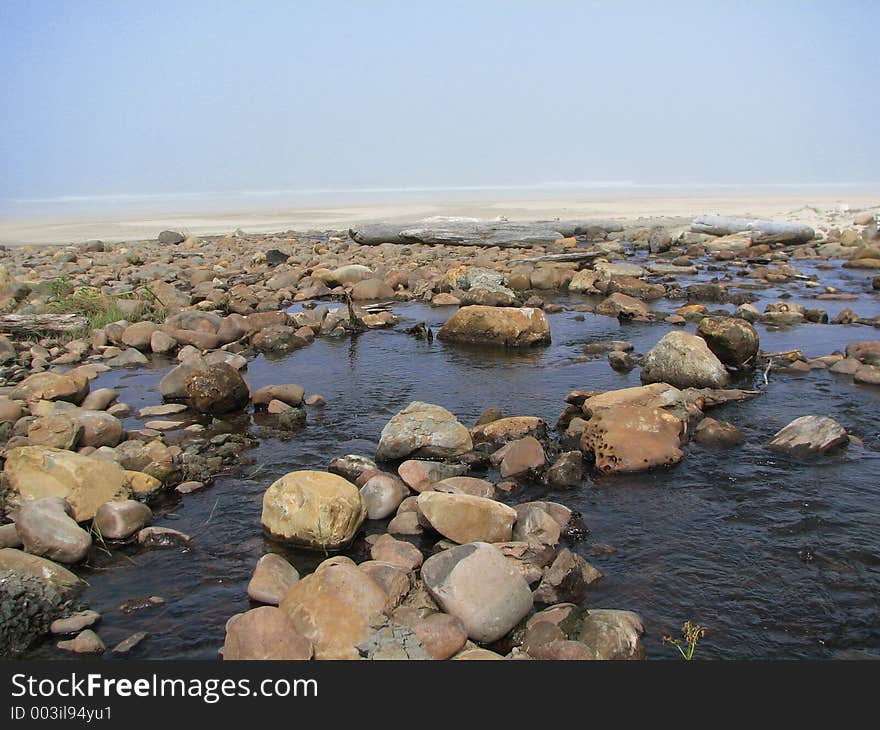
[1,192,877,246]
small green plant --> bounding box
[663,621,707,660]
[315,510,330,558]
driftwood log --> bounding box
[691,215,815,244]
[0,313,88,336]
[516,251,604,264]
[349,219,624,248]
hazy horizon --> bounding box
[2,0,878,218]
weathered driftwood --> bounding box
[691,215,815,244]
[516,251,604,264]
[0,313,88,335]
[349,219,623,248]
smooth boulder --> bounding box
[696,316,759,369]
[416,492,516,544]
[421,542,533,643]
[247,553,301,605]
[15,498,92,564]
[769,415,848,455]
[376,402,473,461]
[93,500,153,540]
[223,606,312,660]
[641,331,730,388]
[185,363,250,414]
[279,558,387,659]
[261,470,366,550]
[438,306,551,347]
[4,446,129,522]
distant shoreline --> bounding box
[1,190,877,247]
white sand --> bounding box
[1,193,877,246]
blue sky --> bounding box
[1,0,877,202]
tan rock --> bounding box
[223,606,313,660]
[247,553,300,605]
[279,559,387,659]
[4,446,129,521]
[438,305,551,347]
[580,406,684,474]
[261,470,366,550]
[0,548,83,596]
[416,492,516,543]
[472,416,546,446]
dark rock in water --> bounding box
[474,407,503,427]
[641,331,729,389]
[696,316,759,369]
[608,350,636,372]
[137,526,191,548]
[251,325,309,353]
[583,340,634,355]
[693,418,744,447]
[118,595,165,614]
[157,230,185,245]
[328,454,378,483]
[0,569,65,657]
[545,451,583,487]
[686,282,728,303]
[804,308,829,324]
[264,249,288,266]
[185,363,250,415]
[277,407,307,430]
[533,549,603,605]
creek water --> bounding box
[21,258,880,660]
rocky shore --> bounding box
[0,205,878,659]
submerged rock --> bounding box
[693,418,744,447]
[577,609,646,660]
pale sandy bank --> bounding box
[1,193,877,246]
